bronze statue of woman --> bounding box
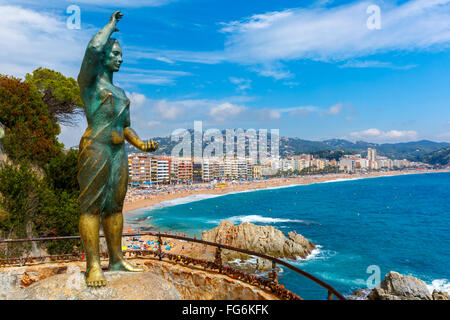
[77,11,158,287]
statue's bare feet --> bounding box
[109,259,144,272]
[85,265,107,287]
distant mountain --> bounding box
[125,132,450,165]
[375,140,450,160]
[322,139,378,151]
[280,138,450,161]
[414,148,450,166]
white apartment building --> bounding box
[202,158,220,182]
[367,148,377,161]
[157,159,169,183]
[339,157,368,172]
[377,158,393,169]
[128,153,152,183]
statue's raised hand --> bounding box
[143,140,158,152]
[109,11,123,32]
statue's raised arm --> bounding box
[77,11,123,90]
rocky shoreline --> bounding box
[350,271,449,300]
[202,221,316,271]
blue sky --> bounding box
[1,0,450,147]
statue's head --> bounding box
[102,38,122,72]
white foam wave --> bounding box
[426,279,450,294]
[314,272,367,286]
[224,183,304,196]
[288,246,338,265]
[300,245,323,261]
[319,177,364,184]
[207,215,315,225]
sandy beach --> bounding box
[123,169,450,219]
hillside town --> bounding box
[128,147,431,186]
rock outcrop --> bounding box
[201,221,315,267]
[6,267,182,300]
[432,289,449,300]
[368,271,448,300]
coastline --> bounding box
[123,169,450,221]
[120,169,450,298]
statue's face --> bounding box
[103,41,123,72]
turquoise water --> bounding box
[127,172,450,299]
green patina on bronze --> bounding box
[77,11,158,287]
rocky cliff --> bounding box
[201,221,315,271]
[202,221,315,259]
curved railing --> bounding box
[0,232,346,300]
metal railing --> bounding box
[0,232,346,300]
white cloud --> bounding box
[278,106,320,117]
[433,132,450,142]
[154,99,185,120]
[125,94,253,125]
[130,0,450,80]
[270,103,343,118]
[155,57,175,64]
[229,77,252,91]
[268,109,281,120]
[58,115,87,148]
[147,120,162,127]
[126,92,147,109]
[129,48,225,65]
[324,103,343,115]
[0,4,189,86]
[209,102,247,121]
[220,0,450,64]
[0,5,92,78]
[249,64,293,80]
[118,68,192,86]
[350,128,419,142]
[339,60,417,70]
[7,0,176,8]
[283,81,300,87]
[73,0,175,6]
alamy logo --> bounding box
[66,5,81,30]
[366,265,381,289]
[367,5,381,30]
[171,121,280,161]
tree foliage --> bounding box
[44,148,79,195]
[310,150,350,161]
[0,161,81,256]
[25,68,84,126]
[0,162,42,239]
[415,148,450,166]
[0,70,83,256]
[0,75,62,165]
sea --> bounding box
[125,172,450,300]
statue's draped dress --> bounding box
[77,65,131,215]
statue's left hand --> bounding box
[142,140,158,152]
[109,11,124,32]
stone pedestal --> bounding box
[18,268,182,300]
